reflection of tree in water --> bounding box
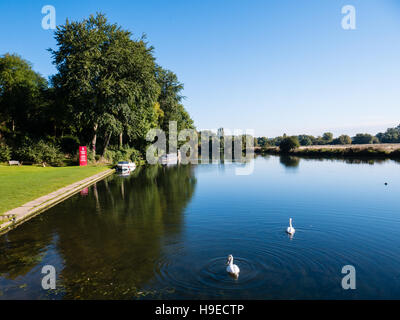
[53,164,197,299]
[344,158,385,165]
[0,221,53,280]
[0,165,196,299]
[279,155,300,168]
[301,157,394,165]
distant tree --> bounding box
[298,135,313,146]
[372,136,380,144]
[240,134,254,150]
[279,136,300,153]
[271,136,283,146]
[313,136,325,145]
[322,132,333,144]
[376,125,400,143]
[375,132,383,143]
[332,134,352,145]
[352,133,376,144]
[253,137,258,147]
[257,136,269,148]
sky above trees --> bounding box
[1,0,399,137]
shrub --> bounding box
[322,132,333,144]
[0,143,11,162]
[279,136,300,153]
[371,136,380,144]
[332,135,352,145]
[104,146,142,164]
[299,136,312,146]
[86,148,95,163]
[352,133,375,144]
[60,135,80,155]
[15,140,64,166]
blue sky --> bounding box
[1,0,399,137]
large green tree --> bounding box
[352,133,378,144]
[155,66,194,132]
[322,132,333,144]
[279,136,300,153]
[333,134,352,145]
[50,13,160,157]
[0,53,47,135]
[298,134,314,146]
[376,125,400,143]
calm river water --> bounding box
[1,155,400,299]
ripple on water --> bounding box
[196,256,268,290]
[151,219,400,298]
[153,252,271,297]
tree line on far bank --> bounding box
[255,125,400,150]
[0,13,194,166]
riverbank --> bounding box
[0,166,115,234]
[255,143,400,159]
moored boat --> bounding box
[159,151,181,165]
[116,161,136,172]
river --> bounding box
[1,155,399,299]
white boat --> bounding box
[159,151,181,165]
[116,161,136,173]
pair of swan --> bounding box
[225,218,296,277]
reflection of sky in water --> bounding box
[1,157,400,299]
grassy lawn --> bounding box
[0,165,111,215]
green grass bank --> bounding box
[0,165,110,215]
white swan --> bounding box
[286,218,295,235]
[226,254,240,277]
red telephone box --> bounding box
[79,146,87,166]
